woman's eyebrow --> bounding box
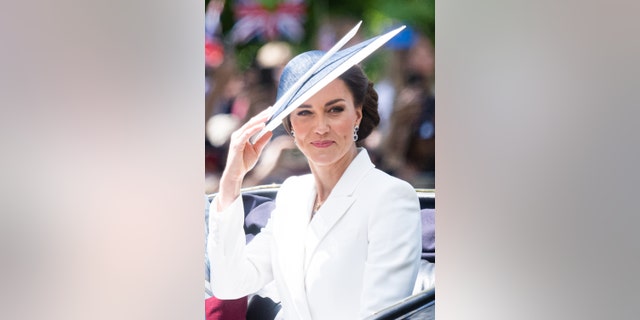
[324,98,345,106]
[297,98,345,109]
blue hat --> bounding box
[254,23,405,140]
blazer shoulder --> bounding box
[281,173,313,189]
[364,168,416,194]
[278,173,314,199]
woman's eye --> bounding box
[296,110,312,116]
[329,106,344,113]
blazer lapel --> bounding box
[304,195,355,270]
[303,148,374,270]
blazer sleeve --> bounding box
[359,179,422,317]
[207,195,275,299]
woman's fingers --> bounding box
[259,105,275,118]
[232,121,265,148]
[253,131,273,154]
[226,106,274,173]
[230,106,274,147]
[237,106,273,131]
[219,107,275,192]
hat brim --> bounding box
[254,23,406,141]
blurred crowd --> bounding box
[205,3,435,194]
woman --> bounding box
[208,50,422,319]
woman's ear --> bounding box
[356,106,363,124]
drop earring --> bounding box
[291,130,296,145]
[353,126,359,141]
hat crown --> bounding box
[276,50,325,101]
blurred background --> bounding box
[204,0,435,193]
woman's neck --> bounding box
[309,147,359,201]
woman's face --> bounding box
[289,79,363,167]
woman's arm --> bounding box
[207,107,275,298]
[207,196,276,299]
[359,179,422,317]
[216,107,273,211]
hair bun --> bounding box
[357,81,380,143]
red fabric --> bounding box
[205,296,247,320]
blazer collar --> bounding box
[303,148,374,270]
[326,147,375,197]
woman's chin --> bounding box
[304,150,337,165]
[307,155,337,167]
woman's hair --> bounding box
[338,65,380,144]
[282,64,380,144]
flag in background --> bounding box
[230,0,306,45]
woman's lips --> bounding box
[311,140,334,148]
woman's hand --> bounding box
[217,107,274,211]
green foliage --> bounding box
[317,0,434,40]
[260,0,281,11]
[373,0,435,41]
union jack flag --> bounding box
[230,0,307,44]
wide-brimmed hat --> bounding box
[254,22,405,141]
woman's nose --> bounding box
[314,115,329,134]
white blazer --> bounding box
[208,149,421,319]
